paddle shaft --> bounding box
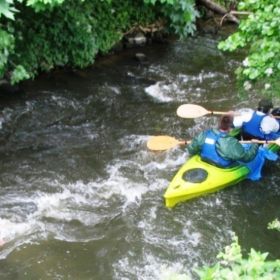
[182,139,277,145]
[203,109,280,118]
[179,140,191,145]
[240,140,279,144]
[209,110,280,118]
[176,103,280,119]
[147,135,280,151]
[208,111,227,115]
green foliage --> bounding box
[196,235,280,279]
[143,0,199,37]
[215,0,237,10]
[0,28,14,76]
[93,0,156,54]
[10,1,98,79]
[26,0,65,12]
[218,1,280,95]
[0,0,199,84]
[0,0,159,84]
[0,0,18,20]
[163,235,280,280]
[11,64,30,84]
[268,219,280,232]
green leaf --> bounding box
[11,65,30,84]
[0,0,18,20]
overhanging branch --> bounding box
[197,0,239,24]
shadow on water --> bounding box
[0,35,279,279]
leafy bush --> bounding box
[25,0,66,12]
[0,0,157,84]
[268,219,280,232]
[0,29,14,77]
[0,0,198,85]
[144,0,199,37]
[163,234,280,280]
[218,1,280,95]
[196,235,280,279]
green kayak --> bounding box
[164,143,279,208]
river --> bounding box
[0,35,279,279]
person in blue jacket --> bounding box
[187,114,258,168]
[233,98,279,140]
[272,107,280,127]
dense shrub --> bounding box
[218,1,280,95]
[0,0,198,84]
[163,234,280,280]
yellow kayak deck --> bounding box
[164,155,250,208]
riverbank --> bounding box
[0,7,237,96]
[0,33,279,279]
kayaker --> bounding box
[187,114,259,168]
[272,107,280,127]
[233,98,279,140]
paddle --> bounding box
[241,138,280,145]
[147,136,189,151]
[147,135,280,151]
[176,104,229,119]
[177,103,280,119]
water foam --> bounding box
[145,82,174,102]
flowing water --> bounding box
[0,35,279,279]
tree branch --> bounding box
[197,0,239,24]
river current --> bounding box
[0,35,279,279]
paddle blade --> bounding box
[176,104,209,118]
[275,138,280,146]
[147,136,183,151]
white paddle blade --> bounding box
[176,104,209,118]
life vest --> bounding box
[272,107,280,127]
[201,130,233,167]
[242,111,278,140]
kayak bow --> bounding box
[164,142,279,208]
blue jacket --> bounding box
[242,111,278,140]
[201,130,233,167]
[187,129,258,164]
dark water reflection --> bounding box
[0,35,279,279]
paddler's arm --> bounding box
[186,131,207,155]
[217,137,259,162]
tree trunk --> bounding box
[197,0,239,24]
